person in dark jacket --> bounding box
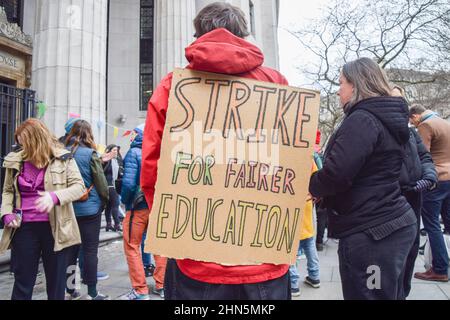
[64,120,110,300]
[392,86,438,298]
[121,124,155,300]
[309,57,417,300]
[102,144,123,232]
[410,104,450,282]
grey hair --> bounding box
[342,57,393,107]
[194,2,250,38]
[409,104,427,117]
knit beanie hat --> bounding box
[134,124,146,136]
[65,117,81,134]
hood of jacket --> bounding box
[185,28,264,75]
[130,133,143,149]
[348,97,410,145]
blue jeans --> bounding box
[289,237,320,289]
[422,181,450,275]
[141,232,152,267]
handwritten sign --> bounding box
[145,68,320,265]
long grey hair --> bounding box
[342,57,393,109]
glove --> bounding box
[35,191,55,213]
[413,179,435,192]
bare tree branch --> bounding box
[288,0,450,140]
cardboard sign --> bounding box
[145,68,320,265]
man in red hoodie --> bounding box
[141,2,291,300]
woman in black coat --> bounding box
[309,58,417,300]
[392,86,438,298]
[102,144,124,232]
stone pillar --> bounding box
[195,0,215,12]
[32,0,108,144]
[154,0,196,85]
[259,0,280,69]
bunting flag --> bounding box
[68,112,81,119]
[37,102,47,118]
[122,130,132,137]
[32,105,136,137]
[97,144,106,155]
[97,120,104,130]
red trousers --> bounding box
[123,209,167,293]
[123,209,149,294]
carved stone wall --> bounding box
[0,6,32,47]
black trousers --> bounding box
[316,206,328,244]
[10,243,16,273]
[105,187,120,227]
[338,223,416,300]
[11,222,67,300]
[66,212,101,291]
[164,259,291,300]
[402,191,422,299]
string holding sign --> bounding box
[31,104,137,138]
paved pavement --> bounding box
[0,234,449,300]
[294,238,450,300]
[0,239,164,300]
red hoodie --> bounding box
[141,28,290,284]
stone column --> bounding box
[32,0,108,144]
[154,0,196,85]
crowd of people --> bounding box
[0,116,160,300]
[1,2,449,301]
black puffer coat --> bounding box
[310,97,413,238]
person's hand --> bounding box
[7,219,20,229]
[102,152,114,162]
[313,197,322,204]
[3,214,19,229]
[414,179,435,192]
[306,193,321,204]
[35,192,54,213]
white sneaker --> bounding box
[85,292,110,300]
[65,290,82,300]
[291,287,301,297]
[152,288,164,299]
[121,289,150,300]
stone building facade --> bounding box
[2,0,280,148]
